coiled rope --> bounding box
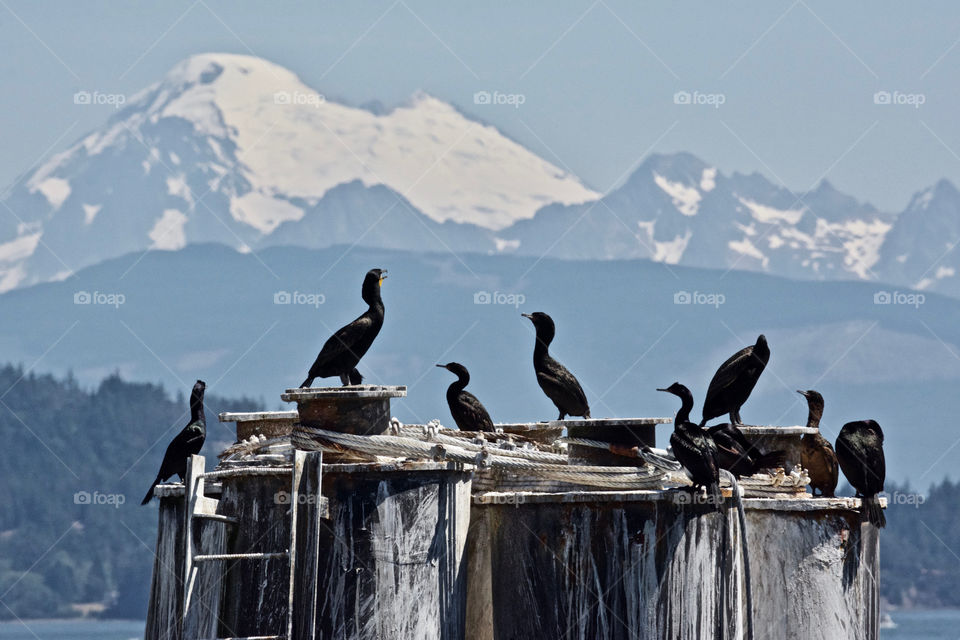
[291,423,666,489]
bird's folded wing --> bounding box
[317,316,373,360]
[706,347,753,391]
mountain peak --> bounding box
[905,178,960,213]
[161,52,299,87]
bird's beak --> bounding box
[656,388,669,393]
[379,270,388,286]
[521,313,532,319]
[796,390,807,396]
[435,364,446,369]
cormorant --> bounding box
[797,390,839,497]
[300,269,386,387]
[436,362,495,432]
[836,419,886,528]
[701,334,770,426]
[658,382,722,510]
[708,422,785,477]
[521,312,590,420]
[141,380,207,505]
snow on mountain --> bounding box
[0,53,597,291]
[499,152,899,283]
[877,179,960,296]
[2,51,958,298]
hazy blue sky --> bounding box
[2,1,959,210]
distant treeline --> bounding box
[0,365,954,619]
[0,364,261,620]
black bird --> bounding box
[300,269,386,388]
[797,390,839,498]
[701,334,770,426]
[658,382,722,510]
[521,312,590,420]
[708,422,785,478]
[141,380,207,505]
[436,362,495,432]
[836,419,886,528]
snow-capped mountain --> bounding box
[498,152,897,283]
[0,53,597,291]
[2,52,959,297]
[876,179,960,295]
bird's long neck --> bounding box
[673,393,693,426]
[533,330,553,363]
[675,395,693,427]
[805,402,823,429]
[447,371,469,396]
[362,281,384,312]
[190,395,206,426]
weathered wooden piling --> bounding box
[146,389,881,640]
[465,491,879,640]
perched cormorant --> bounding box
[797,390,839,498]
[708,422,785,478]
[141,380,207,505]
[658,382,722,510]
[701,334,770,426]
[521,312,590,420]
[836,419,886,528]
[436,362,495,432]
[300,269,386,388]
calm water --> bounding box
[0,620,142,639]
[0,611,957,638]
[882,609,960,640]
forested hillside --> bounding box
[0,365,261,619]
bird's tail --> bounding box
[141,475,161,505]
[863,494,886,528]
[709,481,723,512]
[299,377,313,389]
[754,449,787,470]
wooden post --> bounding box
[288,450,324,640]
[144,489,185,640]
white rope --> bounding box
[404,427,568,464]
[202,466,293,480]
[560,437,683,472]
[720,469,754,640]
[292,425,665,489]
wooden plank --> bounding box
[288,450,323,640]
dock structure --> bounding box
[144,385,880,640]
